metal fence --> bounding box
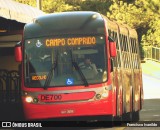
[0,69,21,103]
[144,46,160,62]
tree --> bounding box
[107,0,153,29]
[141,0,160,47]
[14,0,160,52]
[14,0,75,13]
[107,0,160,58]
[80,0,112,15]
[14,0,36,7]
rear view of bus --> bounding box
[14,11,143,121]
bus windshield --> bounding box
[24,35,107,88]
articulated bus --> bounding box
[15,11,143,121]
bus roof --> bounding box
[24,11,105,39]
[24,11,138,39]
[102,15,138,39]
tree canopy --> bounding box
[14,0,160,57]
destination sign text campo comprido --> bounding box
[45,36,96,47]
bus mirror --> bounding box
[15,42,22,62]
[109,41,117,57]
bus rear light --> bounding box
[25,96,33,103]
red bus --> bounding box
[15,11,143,121]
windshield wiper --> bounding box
[43,53,58,90]
[72,61,89,87]
[70,50,88,87]
[43,61,57,90]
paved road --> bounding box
[140,99,160,121]
[142,74,160,99]
[121,99,160,130]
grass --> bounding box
[141,60,160,78]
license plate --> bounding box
[39,94,62,102]
[61,109,75,114]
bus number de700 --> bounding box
[40,94,62,102]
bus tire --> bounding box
[132,111,139,122]
[122,111,133,122]
[112,116,122,126]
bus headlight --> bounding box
[102,92,108,98]
[33,98,39,103]
[25,96,33,103]
[95,94,101,100]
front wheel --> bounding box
[112,115,122,126]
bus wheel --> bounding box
[112,115,122,126]
[100,115,114,127]
[122,112,133,122]
[132,111,139,122]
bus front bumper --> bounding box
[23,99,113,120]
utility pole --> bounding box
[36,0,42,10]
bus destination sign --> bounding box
[45,36,96,47]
